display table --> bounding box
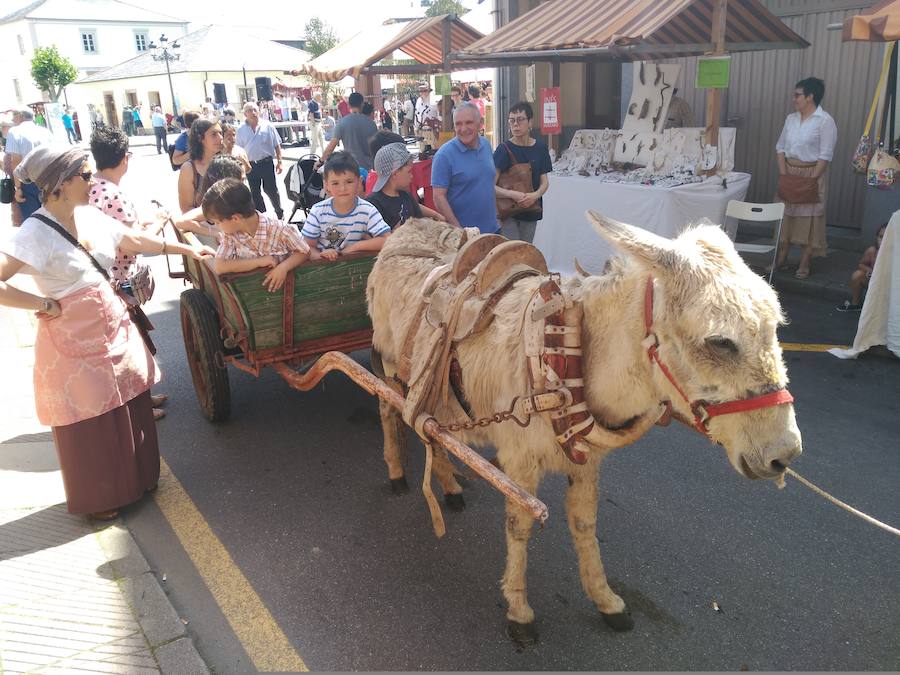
[829,212,900,359]
[533,172,751,274]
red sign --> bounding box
[540,87,562,135]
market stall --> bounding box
[452,0,808,263]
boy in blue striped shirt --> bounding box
[301,152,390,261]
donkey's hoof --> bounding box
[601,611,634,632]
[444,492,466,512]
[390,477,409,495]
[506,620,539,646]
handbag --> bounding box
[777,174,819,204]
[852,43,894,174]
[496,142,541,220]
[127,261,156,305]
[32,214,157,355]
[0,177,13,204]
[868,44,900,188]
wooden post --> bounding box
[704,0,727,176]
[550,60,561,155]
[442,16,453,133]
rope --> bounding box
[786,468,900,538]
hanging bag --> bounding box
[32,214,157,355]
[868,45,900,188]
[496,142,540,220]
[853,43,894,174]
[0,175,13,204]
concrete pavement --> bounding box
[0,294,209,674]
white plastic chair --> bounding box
[723,200,785,284]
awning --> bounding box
[454,0,808,63]
[295,15,484,82]
[843,0,900,42]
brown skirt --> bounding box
[51,390,160,515]
[779,158,828,257]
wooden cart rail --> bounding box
[273,353,549,524]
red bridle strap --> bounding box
[643,277,794,437]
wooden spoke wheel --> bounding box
[180,289,231,422]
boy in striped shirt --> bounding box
[301,152,390,261]
[203,178,309,292]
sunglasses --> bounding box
[78,170,93,182]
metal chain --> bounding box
[437,399,526,432]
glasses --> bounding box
[792,92,806,99]
[79,170,93,182]
[508,116,529,125]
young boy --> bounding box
[301,152,390,261]
[837,223,887,312]
[203,178,309,292]
[366,142,445,229]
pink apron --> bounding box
[33,283,159,427]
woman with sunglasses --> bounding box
[0,145,213,520]
[493,101,553,243]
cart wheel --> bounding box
[180,289,231,422]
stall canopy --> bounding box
[295,15,484,82]
[453,0,808,63]
[843,0,900,42]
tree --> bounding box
[30,46,78,102]
[423,0,468,17]
[304,17,338,58]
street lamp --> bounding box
[149,34,181,118]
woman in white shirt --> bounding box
[0,146,211,520]
[774,77,838,279]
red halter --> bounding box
[643,277,794,437]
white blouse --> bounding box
[0,206,127,299]
[775,106,838,163]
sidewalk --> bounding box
[0,304,209,675]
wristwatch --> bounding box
[40,298,52,313]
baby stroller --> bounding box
[284,154,325,225]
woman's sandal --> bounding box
[150,393,168,407]
[153,408,166,421]
[794,268,810,279]
[89,510,119,521]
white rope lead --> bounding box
[786,468,900,538]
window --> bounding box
[238,86,254,104]
[13,79,22,103]
[17,34,25,55]
[81,30,97,53]
[134,31,149,52]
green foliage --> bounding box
[304,17,339,58]
[423,0,468,17]
[30,46,78,102]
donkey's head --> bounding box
[588,211,802,481]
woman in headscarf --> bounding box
[0,145,213,520]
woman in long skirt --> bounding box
[0,146,212,519]
[774,77,837,279]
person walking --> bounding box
[316,92,378,171]
[0,145,211,519]
[235,102,284,219]
[151,106,168,154]
[493,101,552,243]
[131,105,144,134]
[62,109,78,144]
[774,77,837,279]
[431,102,498,233]
[5,108,53,221]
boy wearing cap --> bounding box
[366,143,444,229]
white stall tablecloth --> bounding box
[829,213,900,359]
[533,172,751,274]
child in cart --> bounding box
[301,152,390,261]
[203,178,309,292]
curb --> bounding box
[773,275,850,303]
[95,522,211,675]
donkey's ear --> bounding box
[586,211,684,270]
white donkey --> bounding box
[366,213,802,644]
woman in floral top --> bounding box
[89,126,171,419]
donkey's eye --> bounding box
[706,335,738,353]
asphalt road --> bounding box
[121,147,899,672]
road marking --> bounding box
[154,458,307,672]
[779,342,848,352]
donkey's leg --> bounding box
[431,445,465,511]
[379,397,408,494]
[500,463,541,645]
[565,464,634,631]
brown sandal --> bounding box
[89,510,119,521]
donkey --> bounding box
[366,213,802,643]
